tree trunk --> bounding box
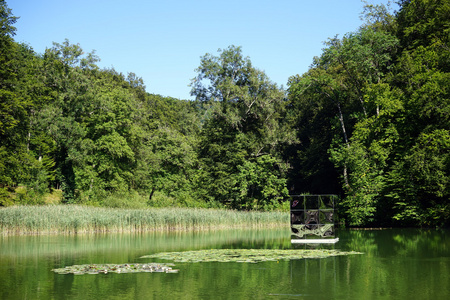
[149,187,155,201]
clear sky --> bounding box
[8,0,396,100]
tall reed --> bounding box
[0,205,289,235]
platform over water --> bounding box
[291,238,339,244]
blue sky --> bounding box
[9,0,395,100]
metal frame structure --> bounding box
[290,194,339,244]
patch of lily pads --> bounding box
[52,263,178,275]
[52,249,362,274]
[141,249,362,263]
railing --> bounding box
[290,194,339,244]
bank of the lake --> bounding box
[0,205,289,235]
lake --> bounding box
[0,228,448,299]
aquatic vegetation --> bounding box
[142,249,362,263]
[51,249,361,275]
[52,263,179,275]
[0,205,288,235]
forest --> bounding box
[0,0,449,227]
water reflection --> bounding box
[0,228,292,259]
[0,228,449,299]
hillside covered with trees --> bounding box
[0,0,448,227]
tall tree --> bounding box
[288,10,400,225]
[383,0,450,226]
[191,46,292,209]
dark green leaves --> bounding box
[287,0,450,227]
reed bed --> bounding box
[0,205,289,235]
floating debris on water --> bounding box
[141,249,362,263]
[52,263,178,275]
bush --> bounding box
[13,186,45,205]
[100,191,148,209]
[0,187,14,206]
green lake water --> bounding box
[0,228,448,299]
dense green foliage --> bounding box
[0,0,448,227]
[190,45,294,209]
[288,0,450,227]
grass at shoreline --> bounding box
[0,205,289,235]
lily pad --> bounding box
[141,249,362,263]
[52,263,178,275]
